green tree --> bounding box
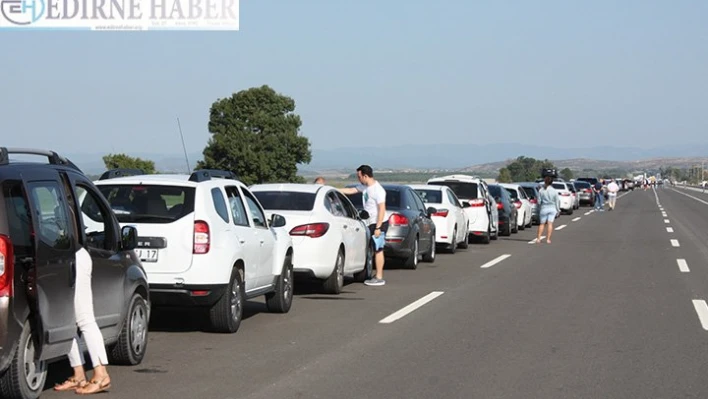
[503,156,556,182]
[560,168,574,181]
[102,153,156,174]
[497,167,512,183]
[198,85,312,185]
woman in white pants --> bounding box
[54,195,112,394]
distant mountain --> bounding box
[461,157,708,174]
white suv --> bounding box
[93,169,295,334]
[427,175,498,243]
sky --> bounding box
[1,0,707,158]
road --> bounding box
[41,187,708,399]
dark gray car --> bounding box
[346,184,437,269]
[0,148,150,399]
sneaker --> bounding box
[364,278,386,286]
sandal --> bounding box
[54,377,86,391]
[75,376,111,395]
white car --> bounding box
[250,183,371,294]
[552,182,574,214]
[498,183,533,230]
[427,175,498,243]
[408,184,470,253]
[93,168,295,334]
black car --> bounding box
[346,184,437,269]
[488,184,519,236]
[0,148,150,399]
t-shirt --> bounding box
[607,182,619,194]
[594,182,603,191]
[356,182,386,227]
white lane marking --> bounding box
[555,224,567,231]
[664,219,670,223]
[662,212,668,217]
[667,227,674,233]
[528,236,545,244]
[677,259,690,273]
[480,254,512,269]
[672,188,708,206]
[671,239,680,247]
[572,217,581,222]
[584,211,593,215]
[379,291,445,324]
[692,300,708,330]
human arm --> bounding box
[338,187,358,195]
[373,186,387,237]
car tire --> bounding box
[481,226,491,244]
[448,227,457,254]
[423,234,436,263]
[109,292,149,365]
[511,217,519,234]
[0,320,46,399]
[518,214,526,231]
[323,248,345,294]
[353,243,373,282]
[405,238,419,269]
[209,269,244,333]
[266,254,294,313]
[458,230,470,248]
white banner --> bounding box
[0,0,238,30]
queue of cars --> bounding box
[0,148,605,399]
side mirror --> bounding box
[121,225,138,251]
[271,214,287,228]
[426,207,437,216]
[358,210,370,220]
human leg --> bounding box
[365,232,386,286]
[53,339,87,391]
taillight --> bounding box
[513,201,522,209]
[289,223,330,238]
[529,199,538,204]
[193,221,210,254]
[496,202,504,210]
[389,213,409,226]
[0,235,14,297]
[432,209,449,217]
[469,199,485,207]
[560,192,571,197]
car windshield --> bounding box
[96,184,195,224]
[428,182,478,199]
[413,189,442,204]
[252,191,316,211]
[346,188,401,209]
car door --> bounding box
[22,171,77,359]
[336,191,367,269]
[325,191,357,269]
[240,188,275,288]
[225,185,261,291]
[67,173,125,329]
[409,189,434,252]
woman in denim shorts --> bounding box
[535,173,561,244]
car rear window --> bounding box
[552,183,566,190]
[252,191,316,211]
[96,184,195,224]
[521,187,537,198]
[346,189,401,209]
[412,189,442,204]
[574,182,591,189]
[504,188,519,200]
[428,182,478,199]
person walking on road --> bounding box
[534,171,561,244]
[593,181,604,211]
[339,165,388,286]
[606,180,619,210]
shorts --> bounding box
[369,223,388,252]
[539,207,557,224]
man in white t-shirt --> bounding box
[339,165,387,286]
[607,180,620,211]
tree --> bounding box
[560,168,574,181]
[198,85,312,185]
[497,167,512,183]
[502,156,556,182]
[102,153,156,174]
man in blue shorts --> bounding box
[339,165,388,286]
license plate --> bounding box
[136,249,158,262]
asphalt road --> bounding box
[41,187,708,399]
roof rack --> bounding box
[0,147,82,171]
[188,169,237,182]
[99,168,146,180]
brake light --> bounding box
[529,199,538,204]
[513,200,522,209]
[289,223,330,238]
[389,213,409,226]
[496,202,504,210]
[432,209,449,217]
[0,235,14,297]
[193,221,210,254]
[560,192,571,197]
[469,199,485,207]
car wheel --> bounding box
[511,216,519,234]
[518,214,526,231]
[458,229,470,248]
[405,237,419,269]
[209,269,244,333]
[266,254,294,313]
[109,292,149,364]
[481,226,491,244]
[353,243,373,282]
[323,248,345,294]
[0,320,46,399]
[423,234,436,263]
[448,227,457,254]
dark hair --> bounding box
[313,176,325,183]
[356,165,374,178]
